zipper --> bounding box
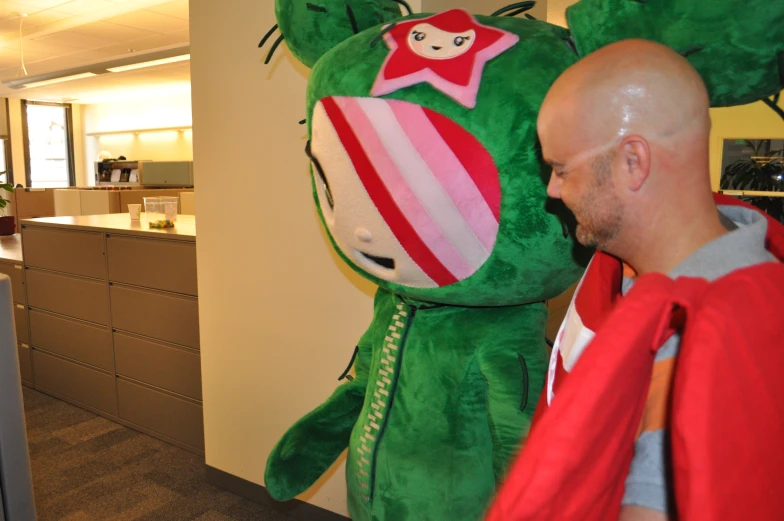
[356,299,417,504]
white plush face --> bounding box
[309,96,501,289]
[408,23,476,60]
[310,101,439,288]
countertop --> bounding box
[0,234,23,263]
[21,214,196,242]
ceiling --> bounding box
[0,0,579,105]
[0,0,190,103]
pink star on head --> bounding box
[371,9,519,109]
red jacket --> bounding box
[485,194,784,520]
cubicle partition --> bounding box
[0,274,36,521]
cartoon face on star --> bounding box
[408,23,476,60]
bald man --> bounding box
[534,40,778,519]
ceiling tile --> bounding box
[68,20,157,41]
[146,0,187,21]
[0,2,44,19]
[52,0,116,15]
[13,0,71,10]
[32,30,115,49]
[96,32,182,54]
[16,38,82,55]
[104,9,187,34]
[17,8,72,27]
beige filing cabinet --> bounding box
[54,189,122,216]
[180,191,195,215]
[13,188,56,233]
[0,235,30,386]
[120,189,193,214]
[21,215,204,454]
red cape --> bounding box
[485,194,784,520]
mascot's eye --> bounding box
[413,31,426,42]
[305,140,334,210]
[454,36,466,46]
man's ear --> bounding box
[620,136,650,192]
[564,0,783,109]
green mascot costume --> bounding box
[259,0,783,520]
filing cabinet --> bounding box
[21,216,203,454]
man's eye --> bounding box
[413,31,426,41]
[454,36,465,46]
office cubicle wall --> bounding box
[0,275,36,520]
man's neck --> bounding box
[620,207,729,277]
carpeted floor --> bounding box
[23,388,296,521]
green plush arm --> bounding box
[264,288,389,501]
[264,375,368,501]
[476,303,549,482]
[566,0,784,107]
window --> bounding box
[22,101,75,188]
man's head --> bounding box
[538,39,713,257]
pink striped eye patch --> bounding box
[318,96,501,287]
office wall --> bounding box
[81,92,193,186]
[422,0,547,18]
[709,98,784,190]
[190,0,378,516]
[8,99,26,187]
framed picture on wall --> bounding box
[719,138,784,224]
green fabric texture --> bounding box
[266,288,549,521]
[275,0,405,68]
[306,16,590,306]
[565,0,784,107]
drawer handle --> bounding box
[14,265,22,270]
[16,304,24,309]
[21,343,29,349]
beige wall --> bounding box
[422,0,547,19]
[8,99,26,187]
[190,0,379,515]
[81,92,193,186]
[72,104,87,187]
[709,98,784,190]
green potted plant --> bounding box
[0,181,15,236]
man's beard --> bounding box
[572,152,623,250]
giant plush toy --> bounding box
[258,0,783,520]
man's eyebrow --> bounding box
[543,158,563,167]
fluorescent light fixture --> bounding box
[107,54,190,73]
[1,45,190,90]
[23,72,97,88]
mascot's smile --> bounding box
[309,95,501,288]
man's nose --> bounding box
[546,172,561,199]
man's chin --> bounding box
[575,225,598,248]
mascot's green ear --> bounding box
[259,0,412,69]
[565,0,784,109]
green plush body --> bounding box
[262,0,783,519]
[266,289,549,521]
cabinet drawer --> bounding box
[117,378,204,450]
[107,236,197,296]
[33,350,117,415]
[0,263,25,304]
[30,310,113,371]
[18,343,32,384]
[23,227,105,279]
[14,304,28,344]
[115,333,201,400]
[110,285,199,349]
[27,270,109,325]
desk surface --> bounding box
[0,234,23,263]
[21,214,196,242]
